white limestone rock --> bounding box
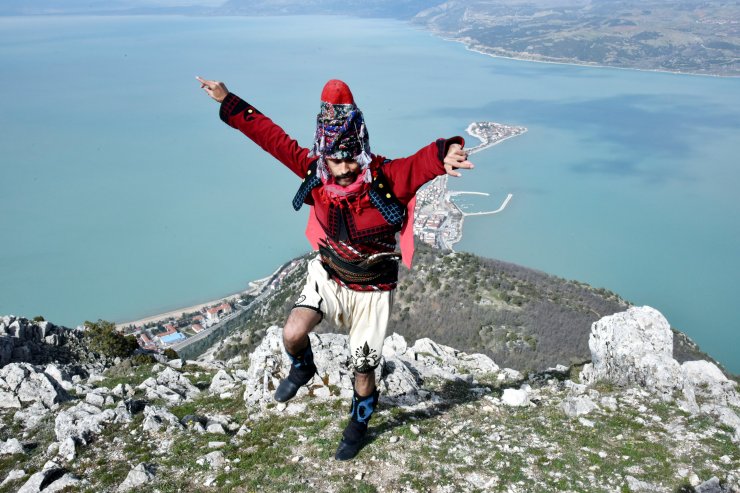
[377,356,424,406]
[13,402,49,430]
[381,332,408,358]
[695,476,723,493]
[0,469,26,487]
[242,326,502,410]
[408,338,499,380]
[209,369,236,394]
[154,367,200,401]
[87,373,107,384]
[185,360,222,371]
[700,404,740,443]
[682,360,740,408]
[43,364,74,391]
[564,380,588,395]
[117,463,156,492]
[501,388,530,407]
[54,402,116,444]
[625,475,661,492]
[197,451,225,470]
[561,395,598,417]
[0,363,70,409]
[580,306,687,398]
[600,396,619,411]
[497,368,523,384]
[17,461,81,493]
[57,437,76,461]
[142,405,182,433]
[206,423,226,434]
[0,390,21,409]
[0,363,31,392]
[111,383,134,398]
[16,370,70,408]
[242,327,344,406]
[85,392,106,407]
[0,438,24,455]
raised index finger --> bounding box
[195,76,211,87]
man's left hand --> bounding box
[444,143,474,177]
[196,76,229,103]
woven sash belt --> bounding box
[319,244,400,286]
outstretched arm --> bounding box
[196,76,312,178]
[383,137,474,204]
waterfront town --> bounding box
[413,121,525,249]
[115,258,305,354]
[119,121,526,354]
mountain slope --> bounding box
[209,242,721,376]
[1,310,738,492]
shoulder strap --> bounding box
[292,160,321,211]
[368,160,406,226]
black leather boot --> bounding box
[274,340,317,403]
[335,388,379,461]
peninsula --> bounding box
[414,121,525,250]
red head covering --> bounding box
[320,79,356,105]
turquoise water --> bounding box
[0,16,738,373]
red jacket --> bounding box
[220,93,463,287]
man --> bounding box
[197,76,473,460]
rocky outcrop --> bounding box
[54,402,117,444]
[580,306,684,394]
[209,369,237,395]
[16,461,83,493]
[581,306,740,442]
[243,327,510,411]
[0,363,70,409]
[0,438,24,455]
[0,316,93,367]
[142,405,183,433]
[136,366,200,403]
[0,308,737,492]
[117,463,156,492]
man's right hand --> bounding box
[443,143,474,177]
[196,76,229,103]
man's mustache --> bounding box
[336,172,357,181]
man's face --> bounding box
[326,158,360,186]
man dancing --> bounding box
[197,77,473,460]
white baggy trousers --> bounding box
[294,256,393,373]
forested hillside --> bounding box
[212,242,717,374]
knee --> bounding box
[283,309,318,345]
[283,320,306,346]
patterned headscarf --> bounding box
[309,80,372,183]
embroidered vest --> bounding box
[292,159,406,242]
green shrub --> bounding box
[83,319,138,358]
[131,353,156,366]
[33,315,45,322]
[163,348,179,360]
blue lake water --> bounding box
[0,15,738,373]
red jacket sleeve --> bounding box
[219,93,313,178]
[382,137,465,205]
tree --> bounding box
[83,319,138,359]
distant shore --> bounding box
[436,34,739,79]
[115,275,271,329]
